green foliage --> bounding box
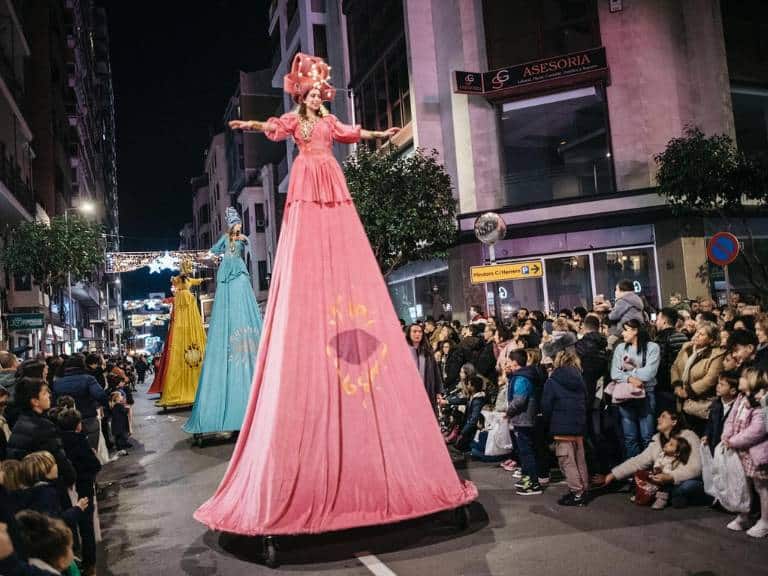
[1,215,105,295]
[654,126,768,213]
[344,146,457,276]
[655,126,768,298]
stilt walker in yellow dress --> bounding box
[157,259,207,408]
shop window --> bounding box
[500,86,614,207]
[491,278,545,320]
[545,255,592,313]
[387,280,417,323]
[254,203,266,232]
[593,247,659,309]
[414,270,451,321]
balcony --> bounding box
[0,155,34,215]
[0,49,23,102]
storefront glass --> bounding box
[546,255,592,313]
[593,247,658,309]
[414,270,451,320]
[387,279,416,323]
[490,278,545,320]
[483,245,660,316]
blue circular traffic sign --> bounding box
[707,232,740,266]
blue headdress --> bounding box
[225,206,241,228]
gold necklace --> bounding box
[298,115,319,141]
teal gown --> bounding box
[183,234,263,434]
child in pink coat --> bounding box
[722,367,768,538]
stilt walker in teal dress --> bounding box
[184,206,264,442]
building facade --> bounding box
[341,0,766,321]
[3,0,120,355]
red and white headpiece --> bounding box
[283,52,336,103]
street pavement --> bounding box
[96,388,768,576]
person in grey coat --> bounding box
[606,280,646,338]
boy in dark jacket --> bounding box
[7,378,77,493]
[541,350,589,506]
[505,350,542,495]
[58,408,101,574]
[454,377,486,452]
[702,370,739,455]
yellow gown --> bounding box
[157,276,207,407]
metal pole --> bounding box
[489,244,502,322]
[724,264,732,308]
[65,210,75,355]
[105,280,110,354]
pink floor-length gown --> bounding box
[193,112,477,536]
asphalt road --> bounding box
[95,387,768,576]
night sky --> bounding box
[105,0,271,298]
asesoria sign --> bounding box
[455,47,608,96]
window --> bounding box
[313,25,328,60]
[258,260,269,291]
[242,207,250,235]
[593,248,658,310]
[344,0,405,80]
[545,255,592,312]
[500,86,613,206]
[732,87,768,160]
[254,203,266,232]
[286,0,298,23]
[352,37,410,144]
[483,0,601,70]
[198,204,210,225]
[14,274,31,291]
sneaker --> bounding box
[558,492,588,507]
[746,520,768,538]
[538,476,551,486]
[727,514,752,532]
[516,478,543,496]
[502,462,519,472]
[511,469,523,480]
[500,459,516,468]
[514,476,530,489]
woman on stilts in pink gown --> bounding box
[194,53,477,542]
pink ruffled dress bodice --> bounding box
[264,113,361,204]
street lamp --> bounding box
[63,201,96,354]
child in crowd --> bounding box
[0,460,25,492]
[505,350,542,495]
[110,391,132,451]
[19,451,88,534]
[58,408,102,575]
[541,350,589,506]
[722,367,768,538]
[702,370,740,455]
[647,436,692,510]
[15,510,76,575]
[454,376,486,452]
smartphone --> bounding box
[650,313,657,322]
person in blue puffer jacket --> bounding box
[52,355,108,451]
[542,350,589,506]
[505,350,543,495]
